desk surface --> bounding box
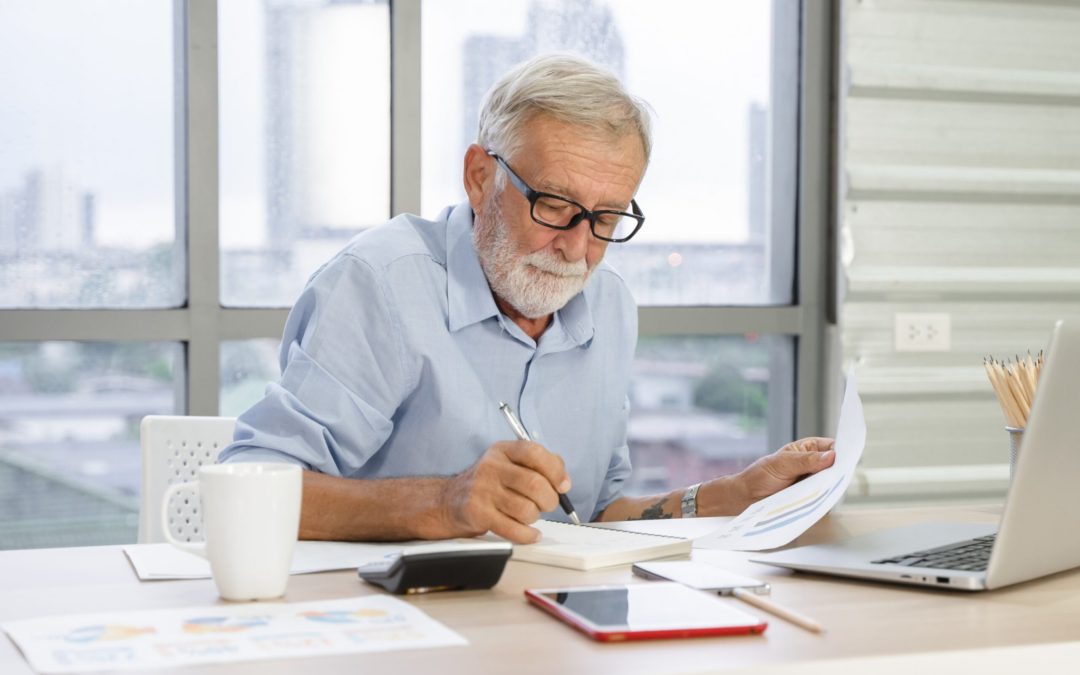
[3,503,1078,674]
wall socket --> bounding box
[894,313,951,352]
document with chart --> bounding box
[696,369,866,552]
[1,596,465,673]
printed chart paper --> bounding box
[2,596,466,674]
[696,369,866,551]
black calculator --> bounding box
[358,544,512,595]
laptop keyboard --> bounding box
[871,534,996,572]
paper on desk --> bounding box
[695,369,866,551]
[1,595,465,674]
[123,539,510,581]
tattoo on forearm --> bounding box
[631,497,673,520]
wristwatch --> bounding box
[680,482,702,518]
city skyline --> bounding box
[2,0,778,310]
[1,0,773,254]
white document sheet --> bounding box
[695,369,866,551]
[2,595,465,673]
[124,540,510,581]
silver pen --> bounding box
[498,402,582,525]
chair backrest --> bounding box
[138,415,237,544]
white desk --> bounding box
[3,504,1079,674]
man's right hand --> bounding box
[438,440,571,544]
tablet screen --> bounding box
[527,582,766,639]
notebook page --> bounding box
[512,520,692,570]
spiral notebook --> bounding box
[512,520,692,570]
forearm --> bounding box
[299,470,451,541]
[595,490,681,521]
[596,475,750,521]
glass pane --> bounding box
[421,0,794,306]
[0,1,182,308]
[220,339,281,417]
[221,335,793,499]
[219,0,391,307]
[625,335,793,497]
[0,342,181,549]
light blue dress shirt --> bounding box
[220,203,637,521]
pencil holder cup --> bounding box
[1005,426,1024,479]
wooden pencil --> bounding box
[984,353,1042,428]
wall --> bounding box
[839,0,1080,500]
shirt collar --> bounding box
[445,203,596,348]
[447,203,501,332]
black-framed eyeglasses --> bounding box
[486,151,645,243]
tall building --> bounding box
[461,0,626,152]
[461,35,525,154]
[264,0,389,247]
[0,168,94,254]
[522,0,625,77]
[0,185,24,253]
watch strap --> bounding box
[680,482,702,518]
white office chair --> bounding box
[138,415,237,544]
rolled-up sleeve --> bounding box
[220,253,414,477]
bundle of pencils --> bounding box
[983,353,1044,429]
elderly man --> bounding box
[221,53,834,544]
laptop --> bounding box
[751,319,1080,591]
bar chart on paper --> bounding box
[742,476,846,538]
[696,370,865,551]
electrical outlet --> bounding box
[894,313,951,352]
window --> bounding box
[626,335,793,495]
[219,0,391,307]
[0,342,179,548]
[216,335,794,497]
[421,0,794,305]
[0,0,833,548]
[0,0,180,308]
[220,339,280,417]
[420,0,808,491]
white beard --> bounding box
[473,197,592,320]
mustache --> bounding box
[522,251,588,278]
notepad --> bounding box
[512,520,692,570]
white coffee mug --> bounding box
[162,462,302,601]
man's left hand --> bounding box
[696,437,836,517]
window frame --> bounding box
[0,0,836,446]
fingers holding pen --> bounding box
[441,441,570,544]
[503,440,572,495]
[498,402,581,525]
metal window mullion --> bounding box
[637,306,803,337]
[184,0,221,417]
[218,309,289,340]
[794,0,837,438]
[0,310,190,340]
[172,0,190,415]
[391,0,422,217]
[762,0,804,452]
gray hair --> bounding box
[477,53,652,180]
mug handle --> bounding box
[161,481,207,558]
